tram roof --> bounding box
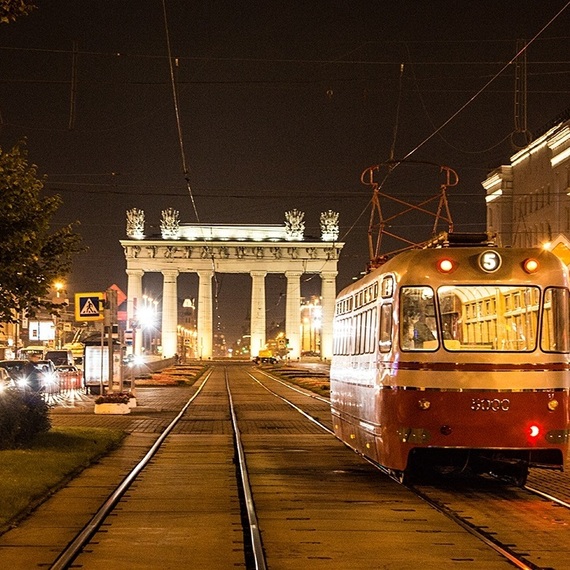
[338,246,569,299]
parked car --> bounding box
[0,359,27,387]
[0,367,14,391]
[123,353,135,365]
[33,360,58,393]
[252,356,278,364]
[301,351,320,357]
[45,349,75,367]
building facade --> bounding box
[483,115,570,248]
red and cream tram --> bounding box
[330,233,570,484]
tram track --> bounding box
[226,369,267,570]
[253,367,570,569]
[259,366,570,510]
[49,369,216,570]
[407,477,570,570]
[47,366,270,570]
[14,363,567,569]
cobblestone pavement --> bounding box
[50,386,199,433]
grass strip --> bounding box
[0,426,125,530]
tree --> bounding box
[0,140,84,324]
[0,0,36,24]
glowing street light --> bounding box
[53,280,65,298]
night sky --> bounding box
[1,1,569,343]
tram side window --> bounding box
[379,303,392,353]
[370,307,378,352]
[541,287,570,353]
[400,287,438,351]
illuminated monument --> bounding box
[121,209,343,359]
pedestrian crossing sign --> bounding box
[75,292,104,321]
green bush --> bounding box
[0,389,51,449]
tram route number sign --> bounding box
[75,292,105,321]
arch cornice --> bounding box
[120,239,344,274]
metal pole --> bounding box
[99,322,104,395]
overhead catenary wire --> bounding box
[405,41,515,155]
[161,0,200,225]
[399,1,570,164]
[162,0,230,343]
[68,40,78,130]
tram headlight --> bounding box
[522,258,539,274]
[418,398,431,410]
[547,399,559,411]
[436,258,456,273]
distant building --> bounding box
[483,112,570,248]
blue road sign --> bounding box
[75,292,104,321]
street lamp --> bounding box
[53,281,65,298]
[52,280,66,348]
[137,294,159,354]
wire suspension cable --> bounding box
[400,1,570,162]
[389,63,405,162]
[162,0,223,350]
[162,0,200,224]
[68,40,78,130]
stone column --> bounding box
[126,269,144,355]
[250,271,267,357]
[161,269,179,358]
[320,271,338,360]
[197,270,213,359]
[285,271,302,359]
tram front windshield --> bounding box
[400,285,570,353]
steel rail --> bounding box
[255,367,330,404]
[525,484,570,509]
[49,369,213,570]
[247,371,334,435]
[407,484,536,570]
[225,369,267,570]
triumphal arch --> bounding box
[120,208,344,360]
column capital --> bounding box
[285,270,303,278]
[321,270,338,279]
[161,269,179,279]
[250,270,267,278]
[126,268,144,277]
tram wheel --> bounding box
[390,469,413,485]
[509,463,529,487]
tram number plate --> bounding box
[471,398,510,412]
